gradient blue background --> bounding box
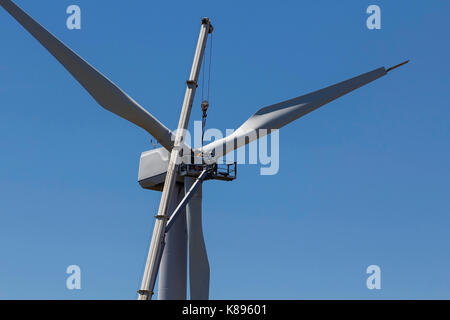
[1,0,449,299]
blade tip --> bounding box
[386,60,410,73]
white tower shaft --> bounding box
[157,184,187,299]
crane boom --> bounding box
[138,18,213,300]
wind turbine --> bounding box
[0,0,408,300]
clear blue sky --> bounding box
[1,0,449,299]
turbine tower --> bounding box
[0,0,408,300]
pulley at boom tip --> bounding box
[201,17,214,33]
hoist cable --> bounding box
[201,34,213,146]
[207,33,213,101]
[201,47,206,102]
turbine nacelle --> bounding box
[138,147,236,191]
[138,147,171,191]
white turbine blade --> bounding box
[0,0,174,150]
[202,63,407,158]
[185,177,209,300]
